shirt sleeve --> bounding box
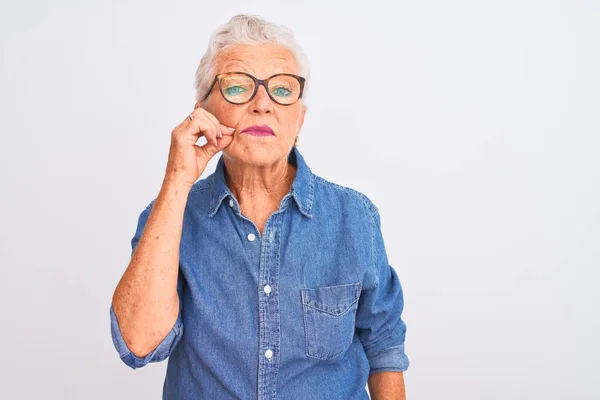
[109,201,184,370]
[355,206,410,374]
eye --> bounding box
[272,86,292,97]
[224,85,248,96]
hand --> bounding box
[163,106,235,188]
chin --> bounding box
[224,144,284,166]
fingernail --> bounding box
[219,129,223,138]
[227,127,235,131]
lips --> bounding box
[241,125,275,136]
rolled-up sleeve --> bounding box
[355,206,410,374]
[110,302,183,369]
[109,201,184,369]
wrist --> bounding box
[159,179,193,201]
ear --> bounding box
[194,101,200,109]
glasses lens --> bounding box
[219,74,255,104]
[267,75,301,105]
[218,73,301,105]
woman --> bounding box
[110,14,409,399]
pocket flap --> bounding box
[301,282,362,316]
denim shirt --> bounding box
[110,146,410,399]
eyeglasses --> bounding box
[202,71,306,106]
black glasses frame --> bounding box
[202,71,306,106]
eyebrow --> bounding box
[220,57,293,75]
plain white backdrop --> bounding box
[1,0,598,399]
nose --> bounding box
[249,84,274,115]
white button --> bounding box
[229,199,233,207]
[247,233,256,241]
[265,349,273,359]
[264,284,271,295]
[269,231,274,243]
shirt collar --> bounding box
[208,146,315,219]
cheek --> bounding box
[212,104,243,127]
[283,109,303,131]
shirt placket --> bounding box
[230,195,284,400]
[257,211,283,400]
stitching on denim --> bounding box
[362,279,380,291]
[371,209,378,287]
[302,301,356,360]
[191,185,211,194]
[301,297,360,316]
[302,280,361,360]
[190,173,213,193]
[172,317,183,336]
[300,282,362,313]
[111,308,135,358]
[302,282,361,291]
[302,290,310,359]
[115,343,130,359]
[306,172,315,216]
[270,214,283,396]
[367,344,405,358]
[190,181,211,192]
[213,192,230,217]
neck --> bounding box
[224,155,296,206]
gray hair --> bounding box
[194,14,310,110]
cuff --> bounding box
[109,304,183,369]
[367,343,410,374]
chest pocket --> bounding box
[301,282,362,360]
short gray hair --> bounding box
[194,14,310,109]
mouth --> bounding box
[240,125,275,137]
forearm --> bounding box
[111,181,190,357]
[368,371,406,400]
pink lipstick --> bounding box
[241,125,275,137]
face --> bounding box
[196,43,306,167]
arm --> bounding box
[368,371,406,400]
[110,181,189,367]
[355,205,410,394]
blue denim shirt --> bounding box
[110,146,409,399]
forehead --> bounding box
[216,43,299,78]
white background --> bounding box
[1,0,598,399]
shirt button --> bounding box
[265,349,273,359]
[268,231,274,243]
[228,199,233,207]
[247,233,256,242]
[264,284,271,295]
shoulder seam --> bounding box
[366,208,380,291]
